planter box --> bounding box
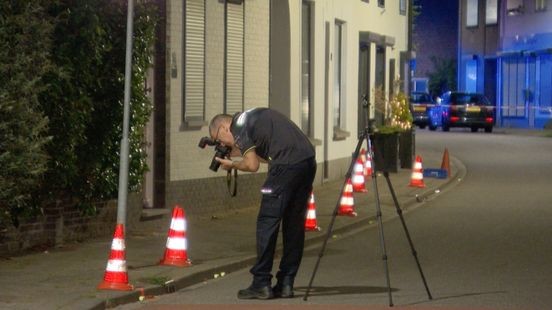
[399,129,415,169]
[371,132,399,173]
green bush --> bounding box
[0,1,52,226]
[1,0,157,226]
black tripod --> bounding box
[303,103,433,306]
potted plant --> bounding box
[371,86,414,172]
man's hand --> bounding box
[215,157,234,171]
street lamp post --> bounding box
[116,0,135,232]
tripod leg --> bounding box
[303,132,366,301]
[383,171,433,300]
[367,140,394,307]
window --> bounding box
[333,21,345,131]
[507,0,524,15]
[536,0,547,11]
[182,0,206,127]
[502,57,527,117]
[400,0,407,15]
[378,0,385,8]
[466,59,478,93]
[225,1,244,114]
[486,0,498,24]
[301,1,313,136]
[466,0,478,27]
[538,54,552,116]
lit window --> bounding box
[466,59,478,93]
[467,0,478,27]
[486,0,498,24]
[400,0,407,15]
[535,0,546,11]
[507,0,524,15]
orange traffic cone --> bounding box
[352,157,367,192]
[338,178,357,217]
[305,192,321,232]
[97,224,133,291]
[409,155,426,188]
[364,151,373,178]
[160,206,192,267]
[441,148,451,178]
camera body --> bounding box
[198,137,232,171]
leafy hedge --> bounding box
[0,0,157,227]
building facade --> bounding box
[458,0,552,128]
[148,0,412,214]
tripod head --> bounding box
[361,94,376,137]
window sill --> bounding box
[180,119,207,131]
[333,127,350,141]
[308,137,322,146]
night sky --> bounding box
[413,0,459,78]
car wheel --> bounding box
[485,126,493,133]
[419,125,427,129]
[442,124,450,132]
[429,124,437,131]
[471,127,478,132]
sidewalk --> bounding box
[0,149,465,310]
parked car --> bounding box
[428,92,495,133]
[409,92,435,129]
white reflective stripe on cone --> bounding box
[111,238,125,251]
[352,175,364,184]
[307,209,316,218]
[170,218,186,231]
[412,172,423,179]
[340,197,354,205]
[166,237,187,250]
[106,259,127,272]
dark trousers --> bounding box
[250,157,316,288]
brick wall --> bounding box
[166,171,266,215]
[0,193,142,256]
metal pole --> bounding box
[116,0,135,230]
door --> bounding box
[358,43,370,138]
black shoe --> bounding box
[237,285,274,300]
[273,284,294,298]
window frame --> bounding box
[466,0,479,28]
[485,0,498,25]
[181,0,206,130]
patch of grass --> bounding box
[138,276,171,286]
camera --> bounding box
[198,137,232,172]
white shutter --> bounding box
[184,0,205,121]
[225,2,244,114]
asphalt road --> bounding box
[118,129,552,310]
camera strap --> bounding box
[226,168,238,197]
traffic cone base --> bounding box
[97,279,133,291]
[160,206,192,267]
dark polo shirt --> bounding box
[230,108,315,165]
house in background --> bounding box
[146,0,413,214]
[458,0,552,129]
[412,0,458,95]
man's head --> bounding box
[209,114,234,147]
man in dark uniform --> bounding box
[209,108,316,299]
